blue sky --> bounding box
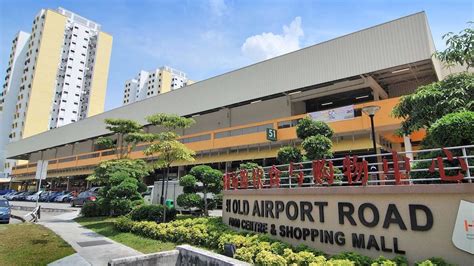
[1,0,472,110]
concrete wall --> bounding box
[223,184,474,265]
[108,245,250,266]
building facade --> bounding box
[0,7,113,177]
[122,66,193,105]
[3,12,459,191]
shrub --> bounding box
[113,216,452,266]
[302,135,333,160]
[331,252,372,266]
[277,146,303,164]
[416,261,435,266]
[428,111,474,147]
[80,201,106,217]
[296,117,334,139]
[177,193,202,209]
[255,250,287,266]
[283,248,326,265]
[371,256,396,266]
[416,257,453,266]
[130,204,177,222]
[391,255,408,266]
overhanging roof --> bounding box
[7,12,438,158]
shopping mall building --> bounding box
[2,12,457,191]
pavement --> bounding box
[8,201,143,265]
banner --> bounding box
[309,105,354,123]
[34,160,48,180]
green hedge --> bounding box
[130,204,177,223]
[113,217,452,265]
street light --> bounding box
[362,105,381,154]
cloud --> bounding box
[241,17,304,62]
[208,0,227,17]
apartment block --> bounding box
[122,66,193,105]
[0,7,112,176]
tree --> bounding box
[177,165,222,216]
[295,117,334,161]
[434,22,474,70]
[427,111,474,147]
[277,146,303,164]
[296,117,333,140]
[86,159,150,216]
[96,118,154,159]
[392,73,474,135]
[143,114,195,220]
[302,135,333,160]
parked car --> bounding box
[55,192,73,202]
[70,191,97,207]
[5,192,21,200]
[39,191,53,202]
[47,191,65,202]
[0,189,15,196]
[2,191,17,199]
[0,199,11,224]
[88,187,103,193]
[13,191,34,201]
[26,191,42,201]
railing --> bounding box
[223,145,474,190]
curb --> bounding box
[10,205,77,213]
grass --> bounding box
[75,216,176,254]
[0,223,74,266]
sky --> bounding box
[0,0,472,110]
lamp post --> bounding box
[362,105,381,154]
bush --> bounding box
[331,252,372,266]
[428,111,474,147]
[255,250,287,266]
[277,146,303,164]
[296,117,334,139]
[80,201,106,217]
[114,216,452,266]
[177,193,202,209]
[130,204,177,223]
[416,257,453,266]
[302,135,333,160]
[392,255,409,266]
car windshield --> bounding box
[0,200,9,207]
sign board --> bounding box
[223,184,474,265]
[452,200,474,254]
[266,128,277,141]
[309,105,354,123]
[34,160,48,180]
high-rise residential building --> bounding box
[0,7,113,176]
[122,66,194,105]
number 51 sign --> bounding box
[266,128,277,141]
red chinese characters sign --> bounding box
[222,149,469,190]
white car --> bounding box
[26,191,42,201]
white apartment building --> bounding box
[122,66,193,105]
[0,7,112,177]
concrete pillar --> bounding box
[66,177,70,191]
[403,135,414,161]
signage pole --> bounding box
[36,161,43,209]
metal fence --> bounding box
[223,145,474,189]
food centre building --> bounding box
[2,12,459,190]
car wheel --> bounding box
[63,198,67,202]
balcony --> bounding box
[11,97,418,179]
